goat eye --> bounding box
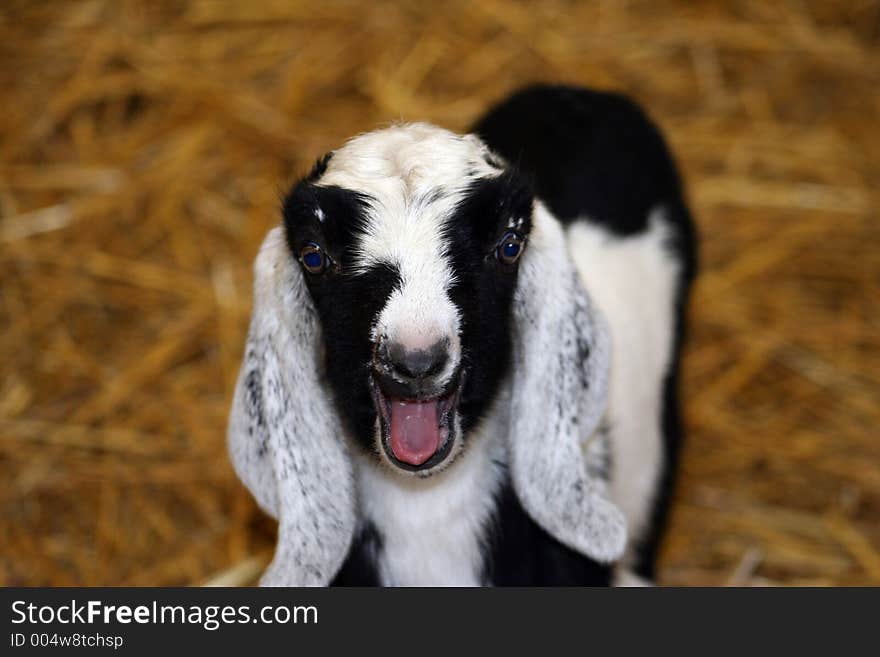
[300,243,327,274]
[496,231,524,264]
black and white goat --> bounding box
[228,85,697,586]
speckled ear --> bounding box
[228,227,356,586]
[507,204,627,564]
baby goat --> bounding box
[228,85,697,586]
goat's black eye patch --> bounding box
[282,175,374,274]
[450,170,534,248]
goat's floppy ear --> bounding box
[228,227,356,586]
[507,205,627,563]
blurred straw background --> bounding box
[1,0,878,586]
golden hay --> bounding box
[0,0,878,586]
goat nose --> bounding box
[387,339,449,380]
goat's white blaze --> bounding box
[366,195,461,370]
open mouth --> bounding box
[369,374,462,471]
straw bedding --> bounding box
[1,0,878,586]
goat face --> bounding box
[282,124,533,475]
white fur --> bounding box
[566,208,681,568]
[355,419,506,586]
[319,123,501,202]
[614,570,653,587]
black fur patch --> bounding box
[243,358,268,457]
[443,172,534,433]
[283,178,397,450]
[483,478,612,586]
[473,84,687,237]
[331,523,382,586]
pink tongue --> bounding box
[389,398,441,466]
